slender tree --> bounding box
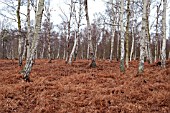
[109,0,115,62]
[125,0,130,68]
[161,0,167,68]
[138,0,147,73]
[145,0,152,64]
[84,0,96,67]
[26,0,31,59]
[69,0,83,63]
[120,0,125,72]
[130,25,135,62]
[46,0,52,63]
[17,0,24,66]
[155,3,161,62]
[65,0,73,63]
[22,0,45,81]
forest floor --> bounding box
[0,59,170,113]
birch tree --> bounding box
[68,31,78,64]
[68,2,77,64]
[45,0,52,63]
[74,0,84,61]
[17,0,24,66]
[68,0,83,64]
[125,0,130,68]
[65,0,73,63]
[109,0,116,62]
[145,0,153,64]
[22,0,45,81]
[161,0,167,68]
[84,0,96,67]
[26,0,31,59]
[130,26,135,61]
[138,0,147,73]
[155,3,161,62]
[120,0,125,72]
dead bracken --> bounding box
[0,59,170,112]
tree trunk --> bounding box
[117,30,120,61]
[46,0,52,63]
[145,0,152,64]
[109,0,115,62]
[41,42,45,58]
[65,0,73,63]
[68,31,78,64]
[125,0,130,68]
[57,40,60,59]
[22,0,44,81]
[110,29,115,62]
[95,41,98,59]
[155,5,160,62]
[138,0,147,73]
[120,0,125,72]
[84,0,96,67]
[17,0,24,66]
[161,0,167,68]
[130,27,134,61]
[26,0,31,60]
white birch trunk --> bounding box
[46,0,52,62]
[22,38,26,59]
[17,0,24,66]
[138,0,147,73]
[109,0,115,62]
[57,40,60,59]
[68,31,78,64]
[161,0,167,68]
[120,0,125,72]
[26,0,31,59]
[22,0,44,81]
[125,0,130,68]
[65,0,73,63]
[117,30,120,60]
[110,29,115,61]
[41,42,45,58]
[95,41,98,59]
[155,5,159,62]
[87,43,90,59]
[146,0,152,64]
[116,0,120,61]
[85,0,96,67]
[130,27,134,62]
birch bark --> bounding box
[146,0,152,64]
[68,31,78,64]
[161,0,167,68]
[109,0,115,62]
[22,0,44,81]
[65,0,73,63]
[138,0,147,73]
[155,5,160,62]
[125,0,130,68]
[84,0,96,67]
[26,0,31,59]
[120,0,125,72]
[17,0,24,66]
[130,27,134,61]
[46,0,52,63]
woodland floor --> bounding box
[0,59,170,113]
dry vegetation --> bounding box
[0,59,170,112]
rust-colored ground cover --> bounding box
[0,59,169,113]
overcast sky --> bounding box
[0,0,170,37]
[50,0,106,25]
